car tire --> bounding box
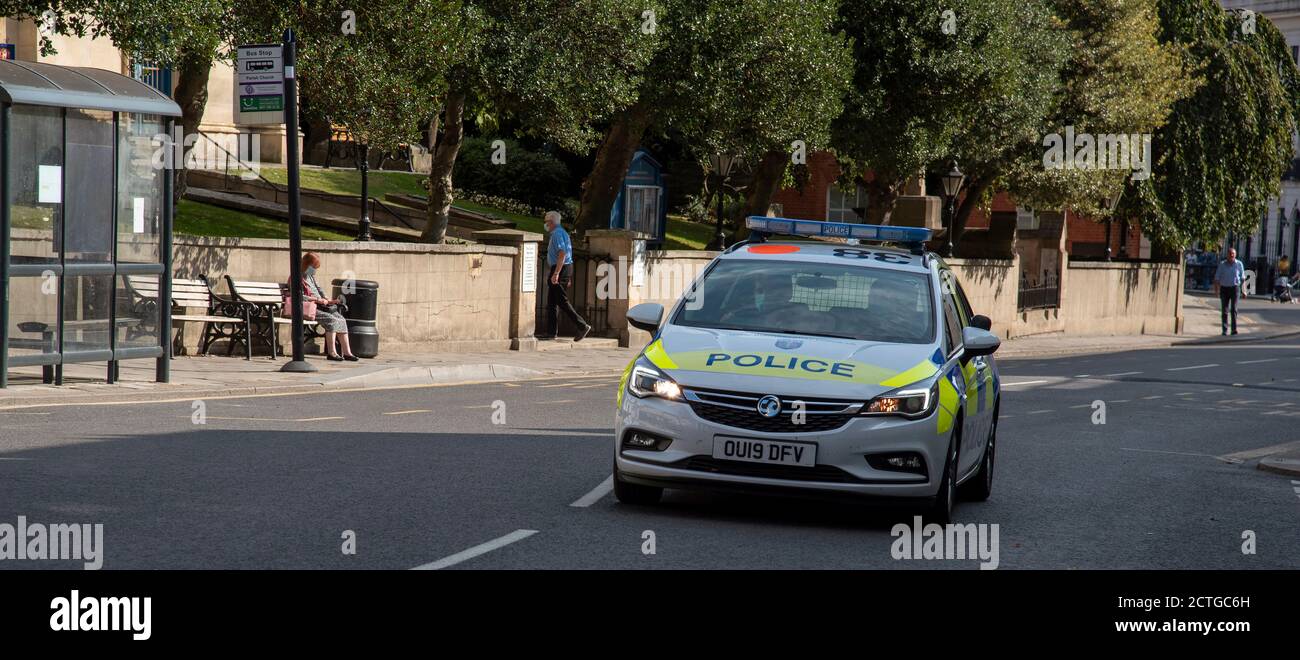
[613,463,663,505]
[924,423,959,524]
[961,400,997,502]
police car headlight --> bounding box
[628,360,682,400]
[863,380,939,419]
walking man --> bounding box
[542,211,591,341]
[1213,247,1245,336]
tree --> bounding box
[230,0,475,158]
[832,0,1069,230]
[986,0,1195,248]
[1127,0,1300,249]
[574,0,852,236]
[421,0,659,243]
[0,0,231,199]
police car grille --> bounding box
[684,388,859,433]
[677,457,864,483]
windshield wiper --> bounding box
[772,329,859,341]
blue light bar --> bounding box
[745,216,932,244]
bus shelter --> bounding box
[0,59,181,388]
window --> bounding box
[674,259,935,344]
[827,184,866,223]
[941,293,964,357]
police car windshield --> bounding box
[674,259,935,344]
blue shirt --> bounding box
[547,226,573,266]
[1215,260,1244,287]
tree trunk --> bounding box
[735,150,788,240]
[171,48,213,204]
[303,112,332,167]
[951,175,989,254]
[575,101,653,234]
[863,175,902,226]
[421,90,466,243]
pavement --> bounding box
[1,334,1297,569]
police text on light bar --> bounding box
[745,216,932,244]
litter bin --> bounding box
[332,278,380,358]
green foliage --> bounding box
[833,0,1068,191]
[1130,0,1300,248]
[229,0,477,153]
[452,137,572,211]
[472,0,661,153]
[1007,0,1195,217]
[0,0,230,64]
[649,0,852,162]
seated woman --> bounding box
[294,252,357,362]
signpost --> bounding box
[275,31,315,373]
[235,44,286,125]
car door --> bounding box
[952,278,993,467]
[940,282,982,478]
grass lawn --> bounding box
[256,166,712,249]
[663,215,715,250]
[176,200,354,241]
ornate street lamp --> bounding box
[707,154,739,250]
[1101,187,1123,262]
[356,143,373,242]
[940,161,966,257]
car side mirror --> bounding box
[970,314,992,332]
[628,302,665,334]
[961,326,1000,362]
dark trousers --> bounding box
[547,263,586,336]
[1219,285,1238,333]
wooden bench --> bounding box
[225,277,322,358]
[122,275,252,360]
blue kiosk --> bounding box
[608,149,667,243]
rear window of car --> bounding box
[673,259,935,344]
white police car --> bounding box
[613,217,1002,522]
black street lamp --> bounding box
[707,154,739,250]
[356,143,373,241]
[940,161,965,257]
[1101,187,1123,262]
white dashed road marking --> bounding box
[1167,363,1218,371]
[570,476,614,508]
[412,529,538,570]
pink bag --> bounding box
[281,297,317,321]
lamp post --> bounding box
[940,161,966,257]
[356,143,372,241]
[1101,187,1123,262]
[707,154,738,250]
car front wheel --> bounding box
[924,425,959,524]
[613,463,663,505]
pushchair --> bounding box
[1273,275,1297,303]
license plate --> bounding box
[712,436,816,467]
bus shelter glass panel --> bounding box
[7,105,64,361]
[115,112,166,350]
[117,113,163,264]
[60,109,115,356]
[10,105,61,262]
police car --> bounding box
[613,217,1002,522]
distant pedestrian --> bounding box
[1213,248,1245,336]
[541,211,591,341]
